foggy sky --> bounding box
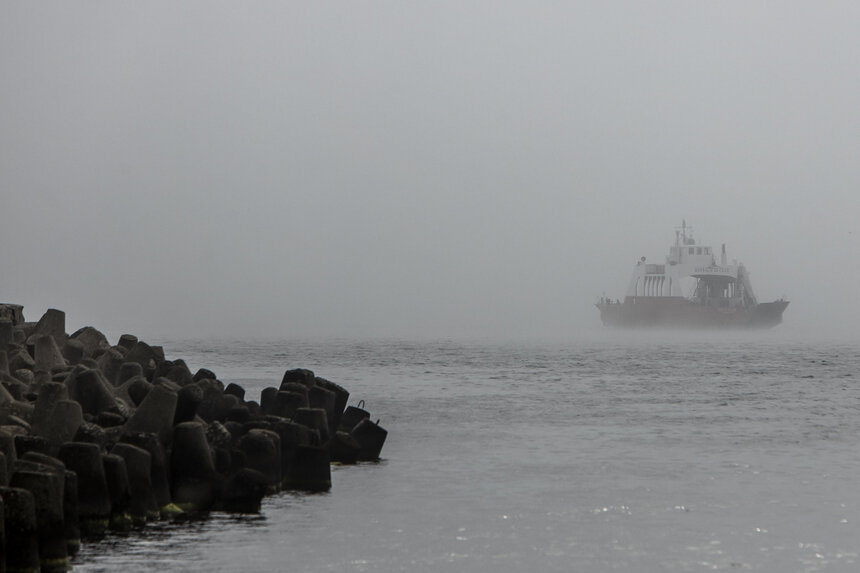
[1,2,858,341]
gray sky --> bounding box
[1,2,858,340]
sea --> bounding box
[71,331,860,572]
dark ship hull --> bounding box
[596,296,789,329]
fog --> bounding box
[1,2,858,341]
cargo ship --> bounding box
[596,221,788,328]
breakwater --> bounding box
[0,304,387,572]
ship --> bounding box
[596,221,788,328]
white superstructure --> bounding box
[625,221,757,308]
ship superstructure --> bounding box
[597,221,788,328]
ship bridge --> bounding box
[624,221,757,307]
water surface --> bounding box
[75,333,860,571]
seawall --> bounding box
[0,304,387,571]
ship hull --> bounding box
[596,296,789,329]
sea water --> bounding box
[73,332,860,572]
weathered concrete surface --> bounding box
[0,302,387,572]
[0,304,25,326]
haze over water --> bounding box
[2,2,860,340]
[74,333,860,572]
[3,3,860,570]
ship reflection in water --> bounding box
[597,221,788,328]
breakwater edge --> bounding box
[105,332,860,573]
[0,303,387,572]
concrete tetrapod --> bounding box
[0,304,390,570]
[237,429,282,493]
[288,445,331,492]
[293,408,330,444]
[15,453,77,556]
[9,469,67,573]
[0,486,40,573]
[102,454,132,532]
[110,443,159,524]
[351,418,389,461]
[118,433,176,516]
[169,422,220,513]
[314,377,349,433]
[124,384,178,444]
[57,443,111,538]
[62,470,80,557]
[29,383,69,438]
